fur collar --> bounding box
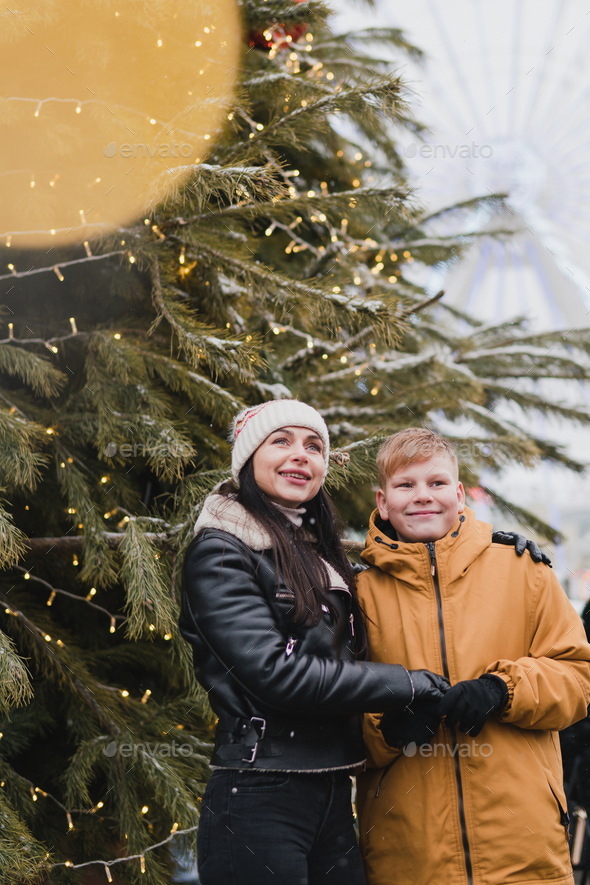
[194,493,348,592]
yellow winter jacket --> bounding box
[356,507,590,885]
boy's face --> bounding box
[376,454,465,543]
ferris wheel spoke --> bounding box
[426,0,490,137]
[521,0,566,136]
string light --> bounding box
[110,617,116,633]
[121,690,129,697]
[140,857,146,873]
[141,689,151,704]
[86,588,97,601]
[114,333,121,339]
[72,555,79,567]
[83,240,92,257]
[53,266,65,281]
[67,812,74,830]
[389,276,398,283]
[8,322,13,339]
[69,317,78,334]
[403,250,411,258]
[47,591,56,606]
[5,235,11,247]
[7,264,16,275]
[105,866,113,882]
[163,633,172,640]
[179,246,185,265]
[141,806,149,814]
[24,572,31,580]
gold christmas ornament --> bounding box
[0,0,241,247]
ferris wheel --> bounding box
[338,0,590,330]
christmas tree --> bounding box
[2,1,590,882]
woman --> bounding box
[179,400,448,885]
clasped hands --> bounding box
[379,670,509,750]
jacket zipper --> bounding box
[285,636,297,657]
[426,542,474,885]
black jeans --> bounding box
[197,768,366,885]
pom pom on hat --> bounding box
[230,400,330,485]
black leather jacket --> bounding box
[179,528,413,772]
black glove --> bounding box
[379,701,442,749]
[437,674,509,737]
[407,669,451,702]
[492,530,552,567]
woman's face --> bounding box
[252,425,325,508]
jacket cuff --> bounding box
[486,669,515,717]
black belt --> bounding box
[218,715,271,763]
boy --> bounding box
[356,428,590,885]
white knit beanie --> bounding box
[230,400,330,485]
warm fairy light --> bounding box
[47,591,56,606]
[179,246,186,264]
[140,857,146,874]
[7,322,14,339]
[57,639,64,647]
[352,179,360,187]
[76,105,81,113]
[96,801,104,809]
[272,327,280,335]
[50,229,56,235]
[195,40,202,46]
[204,26,210,32]
[337,149,343,157]
[7,264,15,274]
[390,253,398,261]
[355,368,362,375]
[101,476,109,483]
[149,624,155,631]
[44,634,51,642]
[307,190,315,197]
[164,633,172,640]
[67,507,76,514]
[141,689,152,703]
[46,427,54,434]
[114,333,121,339]
[24,573,31,580]
[110,618,116,633]
[30,180,35,188]
[389,276,398,283]
[306,32,314,41]
[307,340,313,348]
[141,806,149,814]
[332,286,340,293]
[403,250,411,258]
[256,123,264,131]
[5,236,11,247]
[72,555,79,566]
[371,386,379,396]
[86,588,96,600]
[121,690,129,697]
[150,118,156,125]
[105,866,113,882]
[65,861,73,867]
[70,317,78,334]
[354,276,361,285]
[157,39,162,46]
[129,255,136,263]
[322,354,328,360]
[340,356,347,363]
[53,267,65,281]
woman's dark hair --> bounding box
[219,456,368,657]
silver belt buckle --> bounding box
[242,717,267,763]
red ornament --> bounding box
[248,0,308,51]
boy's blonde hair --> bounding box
[377,428,458,489]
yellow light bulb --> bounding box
[141,805,149,814]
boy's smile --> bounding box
[376,454,465,543]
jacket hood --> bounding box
[194,492,348,592]
[361,505,492,590]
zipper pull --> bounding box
[431,563,435,576]
[285,637,297,657]
[349,612,355,637]
[426,541,436,576]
